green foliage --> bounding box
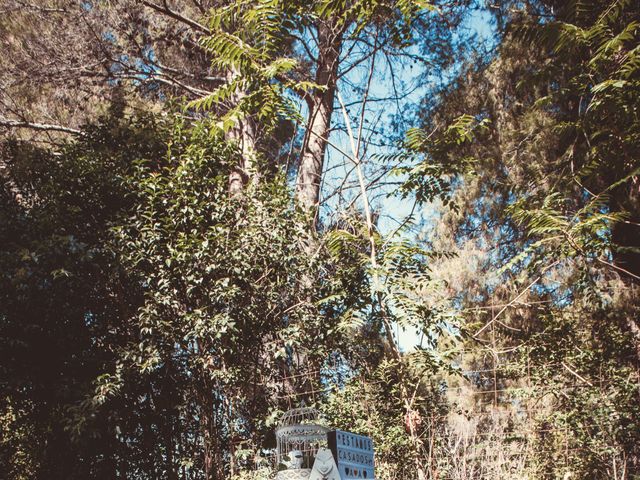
[399,0,640,477]
[321,214,460,479]
[100,117,343,478]
[0,112,173,478]
[520,289,640,479]
[323,358,448,480]
[111,117,320,378]
[504,0,640,281]
[190,0,314,131]
[1,109,362,479]
[397,114,490,204]
[325,216,460,357]
[191,0,436,132]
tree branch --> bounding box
[141,1,211,35]
[0,118,82,135]
[473,260,561,339]
[14,1,66,13]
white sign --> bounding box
[327,430,374,479]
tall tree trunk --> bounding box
[611,184,640,363]
[612,217,640,282]
[295,19,343,221]
[292,19,344,382]
[200,387,215,480]
[227,116,257,194]
[227,69,258,195]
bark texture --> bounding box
[295,19,343,220]
[227,115,257,195]
[611,183,640,363]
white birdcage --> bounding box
[275,407,329,479]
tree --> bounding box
[0,110,172,479]
[108,117,324,479]
[192,0,471,219]
[0,1,223,137]
[400,0,640,476]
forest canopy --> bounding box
[1,1,639,479]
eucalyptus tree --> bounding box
[186,3,476,478]
[191,0,470,218]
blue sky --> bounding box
[315,5,497,351]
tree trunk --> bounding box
[226,69,258,195]
[612,218,640,282]
[611,184,640,363]
[200,389,215,480]
[227,116,257,194]
[295,19,343,221]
